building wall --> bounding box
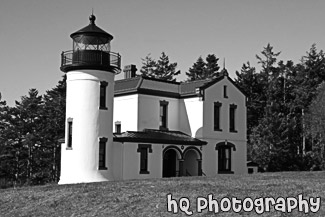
[113,94,138,132]
[137,95,179,131]
[201,76,247,175]
[112,141,124,180]
[179,97,203,138]
[111,76,247,179]
[122,142,163,180]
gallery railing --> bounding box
[61,50,121,70]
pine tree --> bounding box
[186,56,206,81]
[186,54,220,81]
[155,52,180,81]
[14,89,44,184]
[139,52,180,81]
[305,82,325,170]
[205,54,220,79]
[139,54,157,77]
[42,76,66,182]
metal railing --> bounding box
[61,50,121,69]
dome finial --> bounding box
[89,9,96,25]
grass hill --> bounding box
[0,172,324,216]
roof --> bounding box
[113,129,207,146]
[114,76,214,98]
[114,74,247,98]
[179,79,211,96]
[70,15,113,43]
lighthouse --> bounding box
[59,14,121,184]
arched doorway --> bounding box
[183,147,202,176]
[163,147,182,177]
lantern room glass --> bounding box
[73,36,110,52]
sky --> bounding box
[1,0,325,106]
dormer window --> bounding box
[115,121,121,134]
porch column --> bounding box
[179,159,184,177]
[197,159,202,176]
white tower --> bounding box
[59,15,121,184]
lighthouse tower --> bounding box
[59,14,121,184]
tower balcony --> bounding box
[60,50,121,73]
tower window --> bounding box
[137,144,152,174]
[67,118,73,149]
[229,104,237,132]
[115,121,121,134]
[214,102,222,131]
[159,100,169,130]
[100,81,108,110]
[224,85,228,98]
[99,137,108,170]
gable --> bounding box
[199,75,247,98]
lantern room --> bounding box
[60,14,121,73]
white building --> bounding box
[58,15,247,184]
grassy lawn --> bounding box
[0,171,324,216]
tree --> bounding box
[305,82,325,170]
[186,56,206,81]
[41,76,66,182]
[205,54,220,78]
[235,62,263,130]
[139,54,157,77]
[186,54,220,81]
[14,89,44,184]
[139,52,180,81]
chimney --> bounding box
[123,64,137,79]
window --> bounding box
[99,137,108,170]
[67,118,73,149]
[137,144,152,174]
[100,81,108,109]
[224,85,228,98]
[229,104,237,132]
[115,121,121,134]
[159,101,169,130]
[214,102,222,131]
[218,146,231,173]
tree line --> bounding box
[0,78,66,188]
[0,44,324,188]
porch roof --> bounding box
[113,129,207,146]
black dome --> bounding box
[70,15,113,44]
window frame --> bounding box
[66,118,73,150]
[159,100,169,130]
[115,121,121,134]
[229,104,237,133]
[224,85,228,98]
[137,144,152,174]
[214,102,222,131]
[98,137,108,170]
[99,81,108,110]
[218,146,233,174]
